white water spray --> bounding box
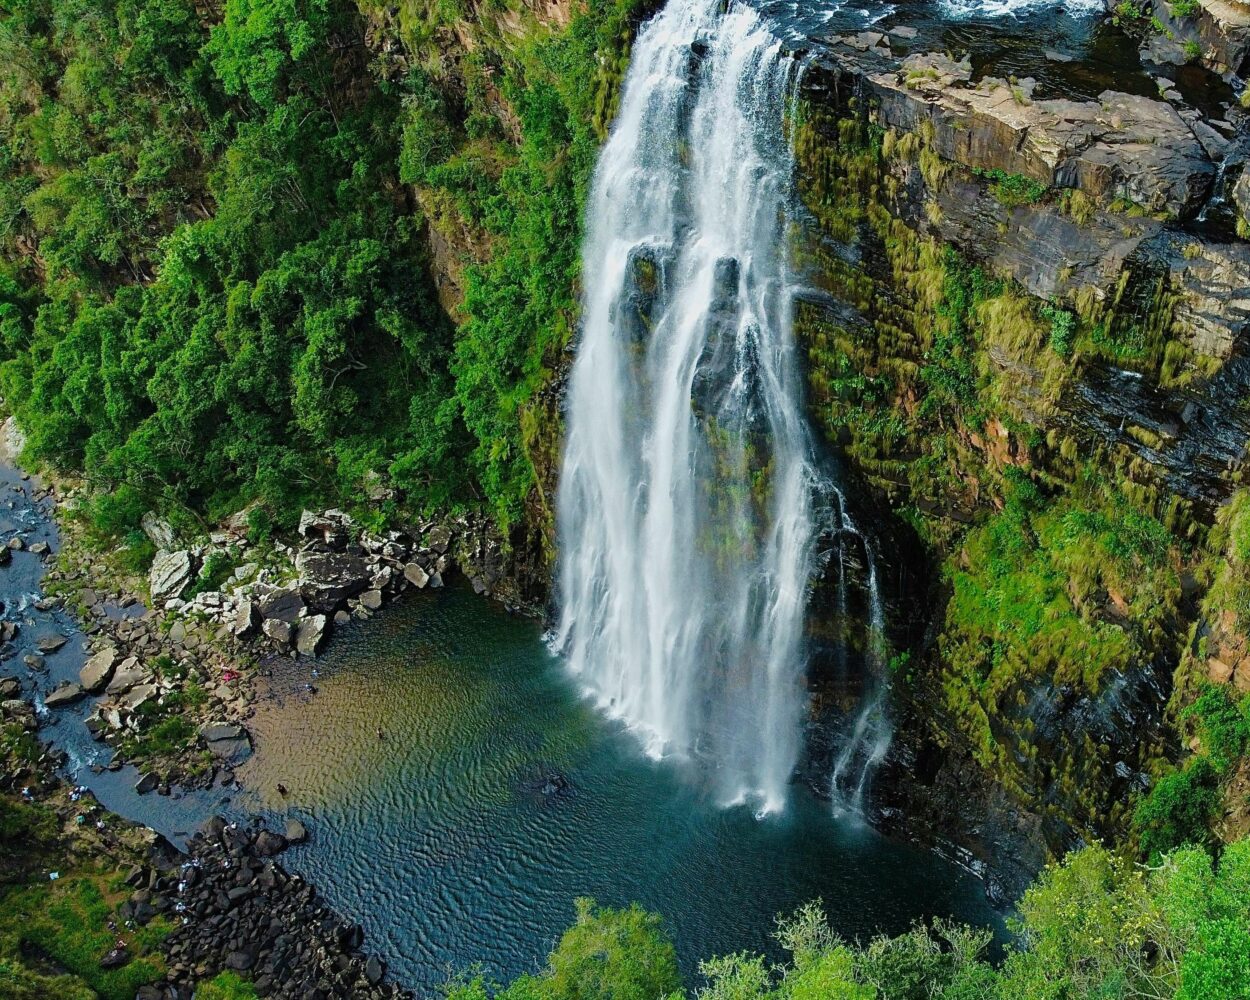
[555,0,890,816]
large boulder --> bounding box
[44,681,85,708]
[80,647,118,692]
[297,509,354,546]
[231,597,256,637]
[200,721,251,761]
[149,549,195,603]
[294,614,327,657]
[106,657,146,694]
[262,618,293,646]
[258,589,303,624]
[295,550,369,605]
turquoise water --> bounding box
[235,584,1005,990]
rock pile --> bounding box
[138,816,411,1000]
[151,509,459,658]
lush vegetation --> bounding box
[452,839,1250,1000]
[0,0,642,548]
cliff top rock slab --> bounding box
[814,44,1216,218]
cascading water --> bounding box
[554,0,888,816]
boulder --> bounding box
[200,721,244,743]
[426,525,452,554]
[0,677,19,698]
[232,597,257,637]
[361,589,384,610]
[297,509,354,545]
[294,614,327,657]
[106,657,146,694]
[141,511,176,550]
[258,589,304,624]
[253,830,288,857]
[284,817,308,843]
[123,683,158,711]
[149,549,195,603]
[262,618,293,646]
[135,771,159,794]
[201,721,251,761]
[403,562,430,589]
[295,550,369,605]
[44,682,85,708]
[80,648,118,692]
[28,541,49,556]
[36,634,67,653]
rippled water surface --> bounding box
[235,586,1003,990]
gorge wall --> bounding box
[376,0,1250,890]
[4,0,1250,902]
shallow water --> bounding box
[234,586,1004,990]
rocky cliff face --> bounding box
[788,22,1250,890]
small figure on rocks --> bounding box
[276,782,288,797]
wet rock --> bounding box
[149,549,195,603]
[365,955,385,986]
[294,614,327,656]
[44,681,85,708]
[284,818,308,843]
[7,537,23,551]
[28,541,49,556]
[253,830,289,856]
[200,721,244,743]
[135,772,159,794]
[22,653,44,671]
[79,647,118,692]
[0,677,19,698]
[36,633,67,653]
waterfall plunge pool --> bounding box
[233,584,1006,991]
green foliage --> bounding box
[1134,758,1220,859]
[0,0,468,538]
[1040,305,1075,357]
[196,970,262,1000]
[973,168,1048,208]
[919,249,996,420]
[1170,0,1201,15]
[0,875,169,1000]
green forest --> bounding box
[0,0,637,543]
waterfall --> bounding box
[554,0,886,816]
